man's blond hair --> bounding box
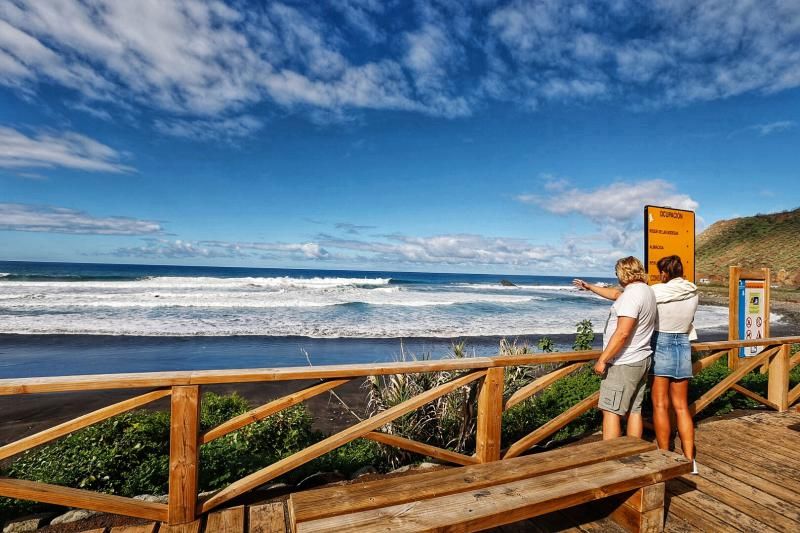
[615,256,647,286]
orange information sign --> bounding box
[643,205,695,284]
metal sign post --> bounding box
[643,205,696,285]
[728,266,771,369]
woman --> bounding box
[573,257,656,440]
[650,255,698,473]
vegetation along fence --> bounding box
[0,336,798,525]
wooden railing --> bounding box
[0,336,798,525]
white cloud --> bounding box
[0,203,162,235]
[518,178,699,248]
[0,126,133,173]
[1,1,799,132]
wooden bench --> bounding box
[288,437,691,532]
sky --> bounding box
[1,0,799,276]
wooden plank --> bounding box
[677,469,800,531]
[664,492,738,532]
[476,367,504,462]
[296,450,691,533]
[690,452,800,506]
[689,347,777,415]
[249,502,287,533]
[504,363,583,410]
[768,343,790,411]
[201,379,348,443]
[159,519,203,533]
[667,478,780,533]
[205,505,245,533]
[718,419,799,450]
[0,389,171,460]
[700,422,800,463]
[503,392,599,459]
[695,429,800,471]
[697,442,800,488]
[729,384,778,410]
[0,477,167,521]
[201,370,487,513]
[690,336,800,351]
[364,431,479,466]
[290,436,657,525]
[168,386,200,525]
[662,513,698,533]
[109,525,157,533]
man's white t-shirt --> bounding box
[603,282,657,365]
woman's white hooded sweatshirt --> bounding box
[651,277,699,340]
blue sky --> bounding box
[1,0,799,275]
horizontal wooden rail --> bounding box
[0,478,168,522]
[691,336,800,351]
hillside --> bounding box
[696,207,800,287]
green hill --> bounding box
[696,207,800,287]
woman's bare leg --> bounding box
[651,376,671,450]
[669,378,695,460]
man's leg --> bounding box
[602,410,622,439]
[626,412,643,438]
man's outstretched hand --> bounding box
[572,279,590,290]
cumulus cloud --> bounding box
[2,1,798,132]
[0,203,162,235]
[518,179,699,248]
[0,125,133,172]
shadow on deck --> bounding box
[74,409,800,533]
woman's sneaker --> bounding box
[691,458,699,475]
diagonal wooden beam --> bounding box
[364,432,479,466]
[504,363,584,411]
[789,382,800,406]
[691,350,729,374]
[689,346,779,416]
[201,379,349,444]
[0,477,167,522]
[0,389,171,461]
[503,391,600,459]
[730,384,778,410]
[200,370,487,513]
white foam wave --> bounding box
[2,275,391,290]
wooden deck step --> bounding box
[160,518,203,532]
[249,502,287,532]
[296,450,690,532]
[290,436,655,525]
[205,506,245,533]
[109,524,158,533]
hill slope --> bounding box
[696,207,800,287]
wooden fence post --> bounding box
[768,344,789,411]
[168,385,201,524]
[476,367,504,463]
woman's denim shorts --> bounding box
[651,331,693,380]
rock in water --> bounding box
[499,279,517,287]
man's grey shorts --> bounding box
[599,357,651,416]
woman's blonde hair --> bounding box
[615,256,647,286]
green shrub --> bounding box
[502,365,601,446]
[573,320,595,351]
[0,393,318,522]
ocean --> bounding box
[0,261,732,377]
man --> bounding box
[573,256,656,439]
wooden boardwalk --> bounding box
[69,409,799,533]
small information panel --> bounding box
[738,279,766,357]
[644,205,696,284]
